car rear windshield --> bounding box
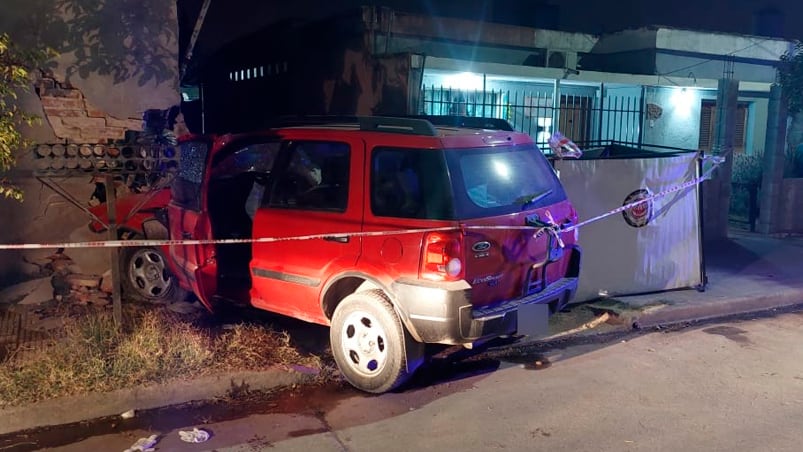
[445,143,566,219]
[370,143,565,221]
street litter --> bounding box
[124,434,158,452]
[120,409,135,419]
[179,427,211,443]
[540,312,612,341]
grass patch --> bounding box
[0,307,329,408]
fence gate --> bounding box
[421,85,644,151]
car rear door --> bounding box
[165,138,217,310]
[250,134,364,325]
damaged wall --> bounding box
[0,1,180,289]
[36,77,143,144]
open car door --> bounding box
[165,138,217,310]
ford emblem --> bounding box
[472,241,492,252]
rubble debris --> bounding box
[100,269,114,293]
[66,273,101,289]
[179,428,211,443]
[124,434,158,452]
[0,277,52,305]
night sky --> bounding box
[180,0,803,67]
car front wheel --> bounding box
[121,246,187,303]
[330,290,424,393]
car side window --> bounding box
[371,148,454,220]
[266,141,350,212]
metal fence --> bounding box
[420,85,644,151]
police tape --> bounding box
[0,155,725,251]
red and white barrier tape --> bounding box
[0,156,724,251]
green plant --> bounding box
[779,42,803,115]
[0,33,51,201]
[731,150,764,186]
[779,42,803,180]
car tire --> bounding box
[120,245,188,303]
[330,290,424,393]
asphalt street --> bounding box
[15,309,803,452]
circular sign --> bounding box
[622,189,653,228]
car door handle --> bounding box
[323,235,350,243]
[182,232,192,239]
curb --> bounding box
[0,367,315,436]
[630,287,803,329]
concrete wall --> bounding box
[0,1,179,288]
[779,178,803,233]
[642,86,706,150]
[654,28,791,62]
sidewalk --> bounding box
[575,229,803,330]
[2,230,803,435]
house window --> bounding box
[699,101,749,153]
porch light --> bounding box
[442,72,484,91]
[671,87,694,116]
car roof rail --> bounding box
[357,116,438,136]
[270,115,438,136]
[405,115,515,131]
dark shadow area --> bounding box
[703,238,762,273]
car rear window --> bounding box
[445,143,566,219]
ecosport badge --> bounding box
[622,188,653,228]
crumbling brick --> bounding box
[66,274,101,289]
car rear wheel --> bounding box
[330,290,424,393]
[121,246,187,303]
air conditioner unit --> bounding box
[546,50,578,70]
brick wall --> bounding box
[36,77,142,144]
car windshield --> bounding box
[445,143,566,219]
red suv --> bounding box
[103,116,581,393]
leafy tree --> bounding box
[779,42,803,114]
[0,34,51,201]
[778,41,803,177]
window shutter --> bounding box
[698,102,715,150]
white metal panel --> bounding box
[555,153,702,302]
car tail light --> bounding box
[420,232,464,281]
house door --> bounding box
[558,95,592,145]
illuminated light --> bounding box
[446,258,463,278]
[536,117,553,144]
[492,159,511,179]
[671,87,694,117]
[442,72,484,91]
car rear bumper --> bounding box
[392,276,578,345]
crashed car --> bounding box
[94,116,581,393]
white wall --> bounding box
[642,86,707,150]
